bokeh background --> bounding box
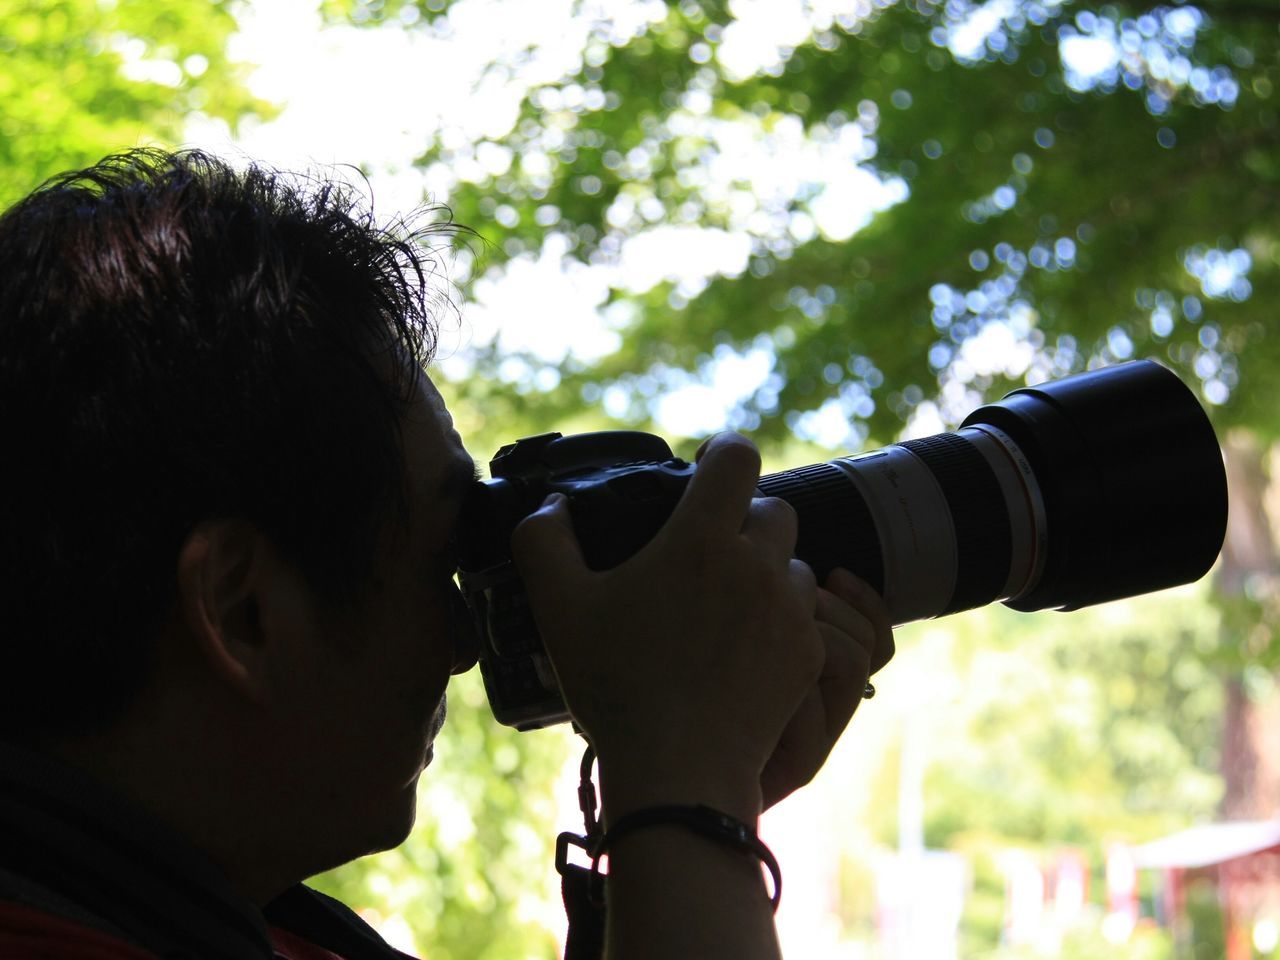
[7,0,1279,956]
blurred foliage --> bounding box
[0,0,272,207]
[331,0,1279,451]
[842,586,1224,954]
[1184,876,1228,960]
[857,595,1224,852]
[926,594,1224,847]
[998,922,1177,960]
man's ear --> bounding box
[174,519,277,703]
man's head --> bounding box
[0,150,477,886]
[0,148,453,736]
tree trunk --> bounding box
[1215,430,1280,958]
[1217,429,1280,821]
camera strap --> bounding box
[556,740,605,960]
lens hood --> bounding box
[963,359,1227,611]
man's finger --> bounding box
[815,616,872,739]
[511,494,589,605]
[740,496,799,564]
[668,432,762,537]
[815,586,874,652]
[788,558,819,617]
[825,568,895,673]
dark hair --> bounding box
[0,148,459,737]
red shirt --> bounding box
[0,900,370,960]
[0,900,158,959]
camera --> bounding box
[457,359,1228,730]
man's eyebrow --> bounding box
[439,457,483,500]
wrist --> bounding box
[596,751,763,828]
[597,805,782,911]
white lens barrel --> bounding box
[829,447,958,624]
[821,427,1045,626]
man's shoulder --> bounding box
[0,898,158,959]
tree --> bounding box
[333,0,1278,709]
[326,0,1277,446]
[0,0,269,207]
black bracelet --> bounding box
[591,805,782,911]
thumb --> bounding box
[510,494,589,604]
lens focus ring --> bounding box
[758,463,885,594]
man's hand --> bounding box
[511,432,892,822]
[511,432,896,960]
[760,568,894,810]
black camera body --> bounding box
[457,360,1228,731]
[456,431,696,728]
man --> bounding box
[0,149,893,958]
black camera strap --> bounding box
[556,741,605,960]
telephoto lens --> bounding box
[458,359,1228,729]
[755,358,1226,623]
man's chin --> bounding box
[360,790,420,857]
[387,806,418,850]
